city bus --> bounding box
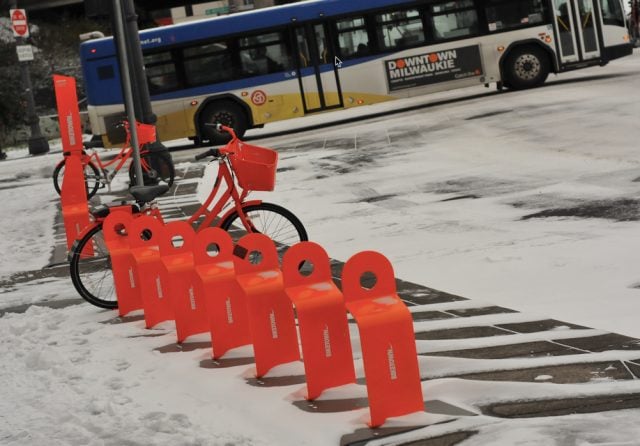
[80,0,632,146]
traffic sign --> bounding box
[10,9,29,38]
[16,45,34,62]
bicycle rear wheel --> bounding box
[53,159,101,199]
[220,202,308,248]
[129,151,175,188]
[69,223,118,309]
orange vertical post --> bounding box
[54,74,91,251]
[60,155,92,251]
[234,233,300,377]
[342,251,424,427]
[282,242,356,400]
[159,221,208,343]
[102,211,143,316]
[193,227,251,359]
[129,215,174,328]
[53,75,83,155]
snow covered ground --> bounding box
[249,52,640,340]
[1,52,640,445]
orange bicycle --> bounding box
[53,121,175,198]
[68,124,307,309]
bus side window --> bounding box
[430,0,479,40]
[485,0,547,31]
[239,32,291,76]
[183,41,233,86]
[375,9,425,51]
[295,27,312,67]
[336,16,370,59]
[144,51,179,94]
[601,0,625,26]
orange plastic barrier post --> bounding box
[159,221,207,343]
[53,75,83,155]
[342,251,424,427]
[60,155,92,251]
[234,233,300,377]
[102,211,143,316]
[193,227,251,359]
[282,242,356,400]
[129,216,174,329]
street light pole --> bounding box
[112,0,144,186]
[12,0,49,156]
[121,0,170,157]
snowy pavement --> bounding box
[2,52,640,445]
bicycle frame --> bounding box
[186,157,261,232]
[73,152,260,244]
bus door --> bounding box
[294,23,343,113]
[551,0,601,64]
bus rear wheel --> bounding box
[199,101,248,145]
[504,45,550,90]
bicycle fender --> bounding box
[219,199,263,225]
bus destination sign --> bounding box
[385,45,483,92]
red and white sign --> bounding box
[10,9,29,38]
[251,90,267,106]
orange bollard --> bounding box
[129,216,173,329]
[342,251,424,427]
[282,242,356,400]
[61,155,92,252]
[193,227,251,359]
[234,233,299,377]
[102,211,143,316]
[159,221,207,343]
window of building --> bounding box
[485,0,547,32]
[375,8,425,50]
[336,16,370,58]
[238,32,291,76]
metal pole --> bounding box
[121,0,149,124]
[112,0,144,186]
[11,1,49,156]
[121,0,171,158]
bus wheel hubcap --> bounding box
[515,55,540,80]
[213,111,234,127]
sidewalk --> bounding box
[2,161,640,445]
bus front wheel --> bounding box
[199,101,248,145]
[503,45,550,90]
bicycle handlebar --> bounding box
[204,122,237,140]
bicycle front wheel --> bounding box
[69,223,118,309]
[220,202,308,247]
[53,159,101,199]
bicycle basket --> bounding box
[136,122,157,146]
[230,142,278,191]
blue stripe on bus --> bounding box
[80,0,416,58]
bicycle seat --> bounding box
[129,185,170,203]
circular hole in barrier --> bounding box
[359,271,377,290]
[171,235,185,248]
[114,223,127,236]
[298,260,314,277]
[206,243,220,257]
[140,229,153,241]
[248,250,263,265]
